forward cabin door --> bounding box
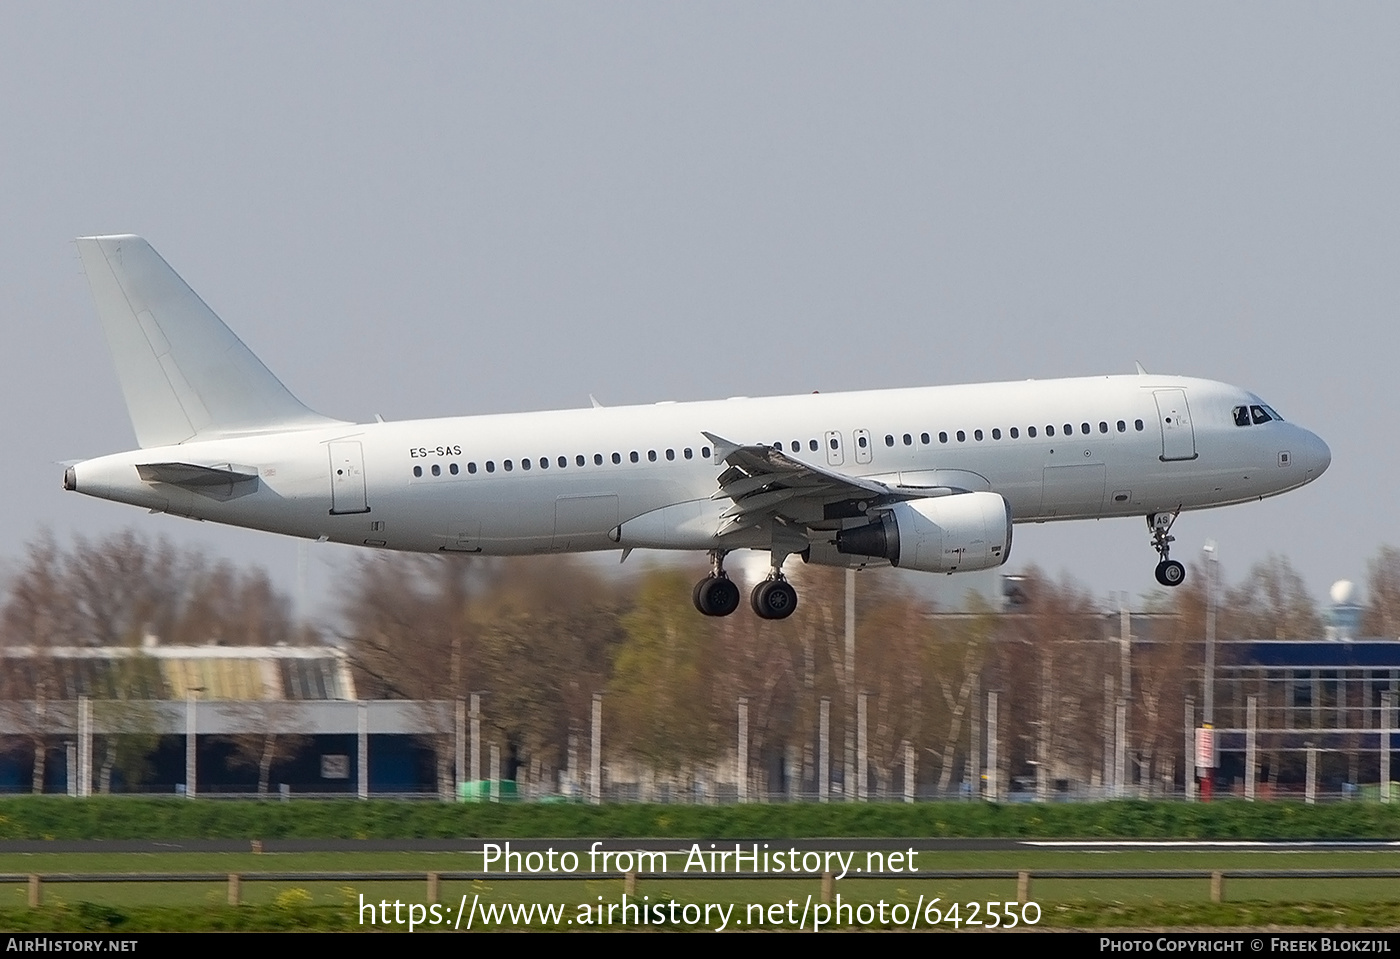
[1153,389,1198,461]
[329,441,370,514]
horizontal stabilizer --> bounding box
[136,461,260,502]
[76,235,348,448]
[136,462,259,487]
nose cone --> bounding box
[1301,429,1331,481]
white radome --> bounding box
[1330,579,1357,606]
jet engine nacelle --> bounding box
[834,492,1012,573]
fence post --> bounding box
[227,874,241,906]
[1184,696,1196,802]
[738,697,749,803]
[819,697,830,803]
[904,740,915,803]
[1383,691,1393,804]
[821,872,834,905]
[1211,871,1225,903]
[857,691,869,801]
[1017,871,1031,903]
[590,692,602,805]
[1246,696,1257,801]
[1306,743,1317,805]
[28,875,40,908]
[358,701,369,800]
[987,691,999,803]
[427,872,439,904]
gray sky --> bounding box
[3,3,1393,618]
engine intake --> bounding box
[835,492,1012,573]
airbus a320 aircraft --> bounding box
[64,236,1330,619]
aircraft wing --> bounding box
[702,431,954,536]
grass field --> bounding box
[2,846,1400,930]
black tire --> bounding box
[693,577,713,615]
[698,576,740,616]
[1155,560,1186,587]
[751,579,798,619]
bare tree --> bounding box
[220,700,310,796]
[1220,553,1321,640]
[1364,545,1400,638]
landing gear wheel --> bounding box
[751,579,798,620]
[1155,560,1186,587]
[693,576,740,616]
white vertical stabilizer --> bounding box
[76,235,347,448]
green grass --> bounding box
[1,847,1399,926]
[2,796,1400,840]
[2,798,1399,929]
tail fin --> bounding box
[76,235,348,448]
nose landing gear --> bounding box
[1148,510,1186,587]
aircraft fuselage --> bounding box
[68,373,1329,557]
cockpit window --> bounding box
[1235,404,1283,426]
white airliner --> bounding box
[65,236,1330,619]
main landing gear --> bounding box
[693,550,740,617]
[692,549,799,620]
[1148,510,1186,587]
[751,577,798,620]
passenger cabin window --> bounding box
[521,459,530,470]
[611,453,621,464]
[684,448,694,459]
[884,435,893,447]
[468,462,478,474]
[413,466,422,477]
[809,439,819,452]
[920,432,930,444]
[939,431,948,443]
[974,429,983,441]
[1046,425,1055,437]
[956,430,966,442]
[450,463,459,475]
[1028,426,1037,437]
[486,461,496,473]
[1134,419,1144,431]
[1099,421,1108,433]
[1010,427,1019,439]
[630,451,639,463]
[1117,420,1126,432]
[594,454,603,466]
[992,428,1001,440]
[903,433,912,446]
